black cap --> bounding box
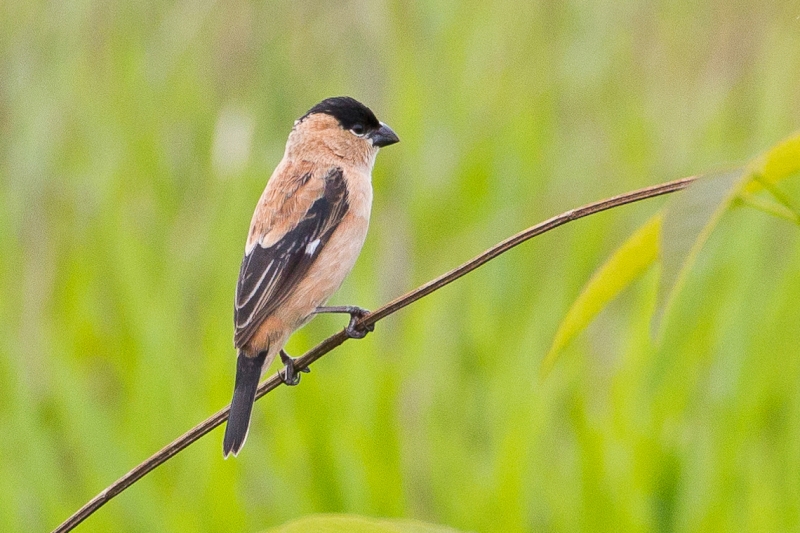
[301,96,381,131]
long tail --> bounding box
[223,350,267,458]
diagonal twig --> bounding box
[52,175,695,533]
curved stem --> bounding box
[51,175,695,533]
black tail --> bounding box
[223,351,267,458]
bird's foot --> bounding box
[279,349,310,386]
[345,308,374,339]
[315,305,374,339]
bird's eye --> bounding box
[350,124,365,136]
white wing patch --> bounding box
[305,238,321,256]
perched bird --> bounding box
[223,97,399,457]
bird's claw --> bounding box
[279,350,309,386]
[345,307,374,339]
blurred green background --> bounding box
[2,1,800,531]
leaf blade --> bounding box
[541,215,661,375]
[749,132,800,189]
[653,169,747,333]
[655,133,800,332]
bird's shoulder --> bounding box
[246,160,344,251]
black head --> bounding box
[300,96,381,132]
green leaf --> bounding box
[738,132,800,224]
[746,132,800,191]
[653,169,747,334]
[541,132,800,373]
[263,514,468,533]
[541,215,661,375]
[654,133,800,332]
[734,193,800,226]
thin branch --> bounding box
[52,175,695,533]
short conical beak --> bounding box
[369,122,400,147]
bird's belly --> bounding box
[277,212,369,331]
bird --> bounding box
[222,96,399,458]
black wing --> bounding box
[234,168,348,348]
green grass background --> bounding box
[2,1,800,531]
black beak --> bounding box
[369,122,400,147]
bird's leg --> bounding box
[279,349,310,386]
[314,305,375,339]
